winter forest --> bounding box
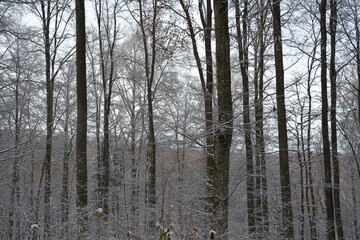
[1,0,359,239]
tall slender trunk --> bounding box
[138,0,158,233]
[255,1,269,234]
[75,0,88,237]
[130,81,139,231]
[306,40,318,240]
[214,0,233,238]
[329,1,344,239]
[200,0,215,225]
[61,75,72,235]
[352,173,359,239]
[234,0,255,236]
[40,0,53,235]
[89,44,102,212]
[9,54,21,239]
[180,0,214,227]
[95,0,119,221]
[297,96,305,240]
[320,0,336,239]
[271,0,294,238]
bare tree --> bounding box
[177,0,215,229]
[213,0,233,238]
[253,0,270,236]
[130,0,159,234]
[320,0,336,239]
[75,0,88,237]
[329,0,344,238]
[26,0,74,236]
[271,0,294,238]
[94,0,121,221]
[233,0,255,236]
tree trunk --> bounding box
[329,1,344,239]
[306,37,318,240]
[214,0,233,238]
[40,0,53,236]
[138,0,158,234]
[75,0,88,237]
[179,0,215,228]
[130,81,139,231]
[61,73,73,236]
[352,173,359,239]
[257,1,269,234]
[234,0,255,236]
[9,53,21,239]
[357,7,360,128]
[298,124,305,240]
[320,0,336,239]
[199,0,215,226]
[271,0,294,238]
[254,1,269,235]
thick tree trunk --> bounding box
[75,0,88,237]
[271,0,294,238]
[214,0,233,238]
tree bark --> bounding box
[271,0,294,238]
[320,0,336,239]
[329,1,344,239]
[199,2,215,219]
[75,0,88,237]
[214,0,233,238]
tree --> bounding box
[329,0,344,238]
[60,64,76,236]
[127,0,159,234]
[213,0,233,238]
[253,0,270,236]
[234,0,255,236]
[320,0,336,239]
[75,0,88,237]
[27,0,74,236]
[178,0,215,229]
[271,0,294,238]
[94,0,121,221]
[114,36,146,232]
